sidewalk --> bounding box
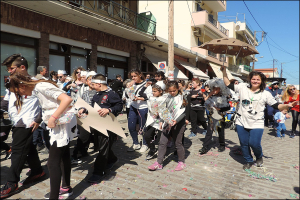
[1,114,299,199]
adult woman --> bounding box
[178,80,186,93]
[187,78,207,138]
[9,74,77,199]
[221,66,297,169]
[127,69,152,153]
[65,67,85,102]
[282,85,299,138]
[50,71,58,83]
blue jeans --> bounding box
[236,125,264,163]
[128,106,148,145]
[275,123,286,137]
[33,127,44,147]
[266,105,279,124]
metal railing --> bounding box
[219,24,227,36]
[219,54,226,62]
[208,50,217,58]
[62,0,156,35]
[243,65,252,72]
[208,15,217,27]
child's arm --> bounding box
[286,113,291,119]
[48,93,72,128]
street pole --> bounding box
[280,63,284,78]
[273,59,275,78]
[168,0,174,80]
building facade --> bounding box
[1,0,156,96]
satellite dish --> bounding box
[235,21,241,31]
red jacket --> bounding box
[284,94,300,112]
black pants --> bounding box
[202,118,225,148]
[0,130,10,151]
[42,128,51,150]
[47,141,71,199]
[92,129,118,176]
[7,127,43,183]
[190,109,207,133]
[32,127,44,147]
[72,125,91,159]
[144,126,162,152]
[126,107,130,119]
[291,110,300,132]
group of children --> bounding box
[1,53,295,199]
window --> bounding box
[1,32,38,96]
[107,67,124,80]
[49,42,89,74]
[196,3,203,12]
[197,38,203,46]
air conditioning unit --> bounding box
[193,28,201,37]
[235,21,241,31]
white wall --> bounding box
[139,1,193,50]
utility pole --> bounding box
[168,0,174,80]
[281,62,284,78]
[273,59,277,78]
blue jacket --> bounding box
[265,87,282,97]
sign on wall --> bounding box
[158,61,166,73]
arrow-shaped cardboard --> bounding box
[74,97,126,138]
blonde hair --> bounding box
[72,67,85,81]
[282,84,299,102]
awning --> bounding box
[175,59,209,80]
[209,62,234,80]
[145,53,189,80]
[232,75,244,83]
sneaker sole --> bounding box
[146,151,158,160]
[1,187,19,199]
[60,191,73,197]
[148,167,162,171]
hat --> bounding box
[154,81,166,91]
[272,81,279,85]
[57,70,67,75]
[87,71,97,77]
[66,76,72,80]
[80,71,88,77]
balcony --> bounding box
[236,22,258,46]
[238,64,252,75]
[191,47,228,67]
[3,0,156,41]
[202,0,226,12]
[192,10,228,39]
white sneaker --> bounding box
[139,145,149,153]
[127,144,141,152]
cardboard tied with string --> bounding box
[74,97,126,138]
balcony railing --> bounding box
[64,0,156,35]
[219,54,226,62]
[208,15,217,27]
[208,50,217,58]
[219,24,227,35]
[244,65,252,72]
[246,24,258,43]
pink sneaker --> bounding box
[148,161,163,171]
[175,162,186,171]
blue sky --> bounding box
[219,1,299,85]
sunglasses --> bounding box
[76,71,80,74]
[289,88,296,91]
[58,76,63,79]
[273,83,279,85]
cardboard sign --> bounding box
[74,97,126,138]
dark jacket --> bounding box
[91,88,123,116]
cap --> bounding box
[80,71,88,76]
[87,71,97,77]
[272,81,279,85]
[57,70,67,75]
[155,81,166,91]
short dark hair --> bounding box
[154,71,166,79]
[248,71,267,91]
[129,68,145,80]
[93,74,107,85]
[2,54,28,70]
[116,74,122,78]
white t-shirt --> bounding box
[234,83,277,129]
[34,82,77,147]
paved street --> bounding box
[1,114,299,199]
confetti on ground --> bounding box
[167,170,170,172]
[132,191,135,194]
[244,169,277,182]
[199,152,219,157]
[248,194,252,197]
[190,177,193,180]
[290,194,299,199]
[163,184,167,187]
[292,165,299,171]
[182,188,187,191]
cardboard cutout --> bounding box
[74,97,126,138]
